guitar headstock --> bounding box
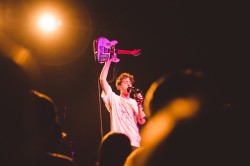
[131,49,141,56]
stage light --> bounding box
[37,12,62,32]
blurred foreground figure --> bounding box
[97,132,132,166]
[0,53,74,166]
[27,90,75,166]
[0,54,31,165]
[125,68,237,166]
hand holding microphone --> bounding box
[134,93,143,106]
[127,87,143,106]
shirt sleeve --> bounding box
[101,84,113,112]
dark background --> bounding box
[0,0,247,166]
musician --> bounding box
[100,58,146,151]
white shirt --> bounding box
[101,85,141,147]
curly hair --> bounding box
[115,73,135,90]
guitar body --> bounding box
[94,37,119,63]
[94,37,141,63]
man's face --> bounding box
[119,77,132,94]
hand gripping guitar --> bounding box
[93,37,141,63]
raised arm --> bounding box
[99,59,112,95]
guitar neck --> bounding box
[117,49,135,55]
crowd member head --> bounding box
[27,90,59,148]
[27,90,74,166]
[97,132,132,166]
[0,54,31,165]
[1,53,73,166]
[125,67,224,166]
[144,68,219,119]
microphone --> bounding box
[127,87,142,93]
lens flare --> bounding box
[37,13,62,32]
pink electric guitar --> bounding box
[93,37,141,63]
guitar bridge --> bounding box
[98,54,110,63]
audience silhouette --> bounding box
[27,89,75,166]
[97,132,132,166]
[125,67,233,166]
[0,54,31,165]
[0,53,74,166]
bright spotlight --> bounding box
[37,13,62,32]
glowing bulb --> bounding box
[38,13,62,32]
